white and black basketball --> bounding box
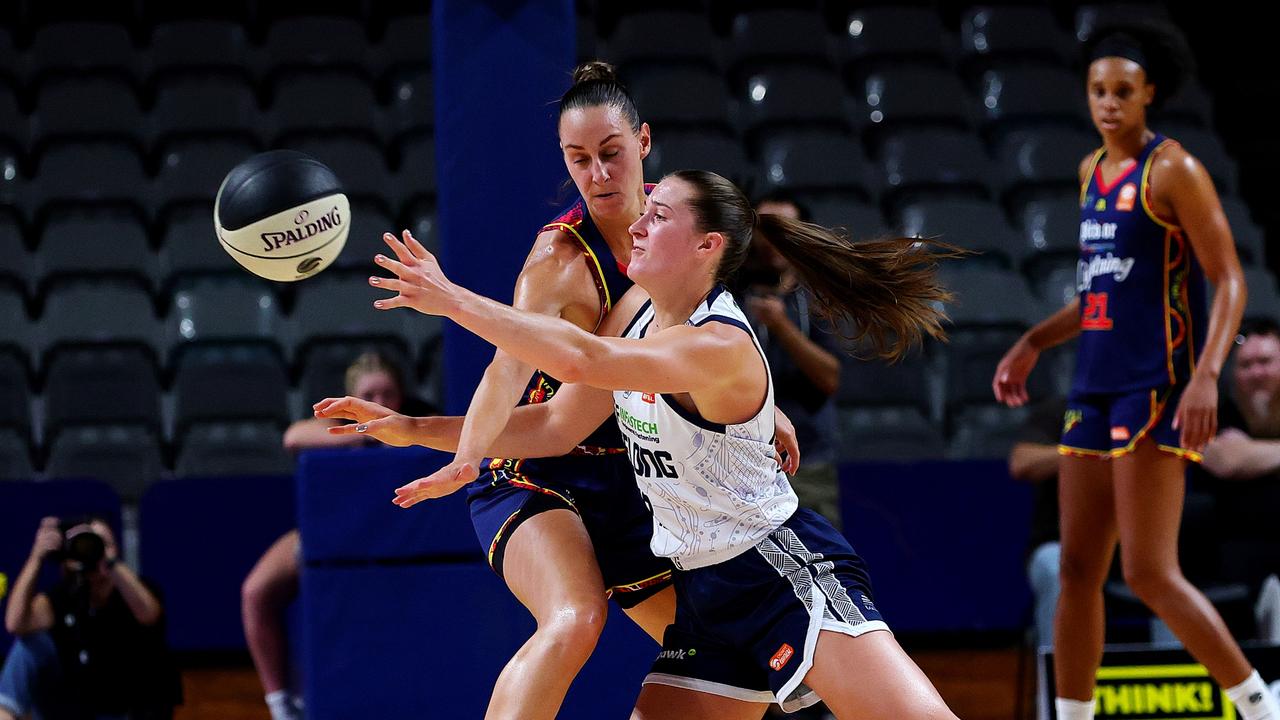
[214,150,350,282]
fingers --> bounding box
[402,229,432,260]
[382,232,418,266]
[374,252,413,281]
[368,274,415,295]
[372,294,411,311]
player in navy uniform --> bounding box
[347,170,962,718]
[993,26,1280,720]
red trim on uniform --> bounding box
[617,261,628,275]
[1094,159,1139,196]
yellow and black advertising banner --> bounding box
[1040,644,1280,719]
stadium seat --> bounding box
[860,67,977,133]
[172,343,290,431]
[1074,4,1173,42]
[29,141,149,218]
[334,199,395,271]
[1221,197,1265,266]
[150,20,253,79]
[0,27,17,87]
[159,203,242,281]
[803,196,888,237]
[26,22,139,82]
[385,67,433,137]
[0,139,20,208]
[377,13,431,74]
[37,278,161,360]
[728,9,835,78]
[42,345,162,433]
[0,428,32,479]
[0,285,30,357]
[44,424,165,501]
[843,6,954,74]
[898,199,1025,268]
[645,130,754,191]
[960,6,1074,71]
[738,65,852,142]
[838,348,934,414]
[287,133,390,200]
[1034,262,1081,309]
[0,209,31,294]
[757,130,876,199]
[997,128,1099,202]
[606,10,721,72]
[269,69,381,142]
[154,137,260,212]
[168,276,281,346]
[1020,194,1084,256]
[152,74,260,142]
[175,421,293,478]
[878,129,995,205]
[262,15,369,71]
[29,76,145,144]
[400,199,439,255]
[0,348,31,436]
[979,65,1091,134]
[939,266,1041,328]
[393,133,437,209]
[838,406,946,461]
[948,405,1030,459]
[1160,125,1238,195]
[629,66,733,133]
[36,208,157,292]
[289,273,420,355]
[0,83,25,149]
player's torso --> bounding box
[1073,134,1207,394]
[613,288,797,570]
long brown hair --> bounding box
[670,169,958,361]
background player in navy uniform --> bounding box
[993,25,1280,720]
[342,170,962,719]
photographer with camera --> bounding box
[0,516,178,720]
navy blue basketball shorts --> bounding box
[466,453,674,609]
[645,509,888,712]
[1060,384,1202,462]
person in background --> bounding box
[242,352,435,720]
[1,516,178,720]
[1201,319,1280,644]
[739,191,843,529]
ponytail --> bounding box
[671,169,958,361]
[559,60,640,132]
[757,214,958,360]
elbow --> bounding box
[551,346,597,386]
[817,372,840,398]
[137,606,163,627]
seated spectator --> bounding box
[0,516,179,720]
[242,352,435,720]
[739,191,842,528]
[1201,319,1280,641]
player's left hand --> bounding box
[392,459,479,508]
[1172,371,1218,453]
[774,407,801,475]
[370,230,457,318]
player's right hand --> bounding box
[992,336,1040,408]
[392,460,479,508]
[32,517,62,561]
[312,396,417,447]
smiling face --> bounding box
[559,105,650,222]
[1087,57,1155,139]
[626,177,722,291]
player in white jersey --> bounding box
[326,170,961,718]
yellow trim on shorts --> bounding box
[606,568,674,598]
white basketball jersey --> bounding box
[614,287,798,570]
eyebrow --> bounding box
[652,200,672,211]
[563,134,622,150]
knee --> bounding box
[241,567,289,615]
[1057,551,1109,594]
[1122,560,1180,605]
[537,599,607,660]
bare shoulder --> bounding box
[523,227,587,271]
[1150,140,1208,183]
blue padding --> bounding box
[139,474,295,651]
[296,447,479,563]
[0,479,122,656]
[302,563,532,720]
[839,459,1034,632]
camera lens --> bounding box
[64,532,106,570]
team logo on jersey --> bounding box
[1096,198,1108,211]
[642,392,656,404]
[770,644,795,671]
[1080,219,1118,244]
[1116,183,1138,212]
[1111,426,1131,441]
[1063,409,1083,435]
[1079,253,1135,290]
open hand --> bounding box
[312,396,417,447]
[370,230,457,318]
[392,460,480,508]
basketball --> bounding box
[213,150,350,282]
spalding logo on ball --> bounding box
[214,150,350,281]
